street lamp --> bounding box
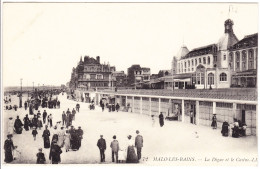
[19,78,23,108]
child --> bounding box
[32,127,38,141]
[36,148,46,164]
[151,115,155,127]
[118,148,126,163]
[13,146,21,161]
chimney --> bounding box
[96,56,100,64]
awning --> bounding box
[165,78,191,82]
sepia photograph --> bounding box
[1,1,258,167]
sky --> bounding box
[2,2,258,87]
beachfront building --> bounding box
[165,19,258,89]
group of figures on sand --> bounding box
[97,130,143,163]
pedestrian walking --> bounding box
[23,115,30,131]
[48,114,53,128]
[32,127,38,141]
[62,111,66,126]
[221,120,229,137]
[64,130,71,152]
[126,135,138,163]
[37,118,43,130]
[116,103,120,112]
[14,116,23,134]
[4,134,15,163]
[49,140,62,164]
[211,114,217,129]
[76,126,83,149]
[151,115,155,127]
[118,148,126,163]
[76,103,80,112]
[43,110,47,124]
[42,125,50,148]
[8,117,14,135]
[36,148,46,164]
[159,112,164,127]
[110,135,119,163]
[97,135,106,162]
[72,108,76,121]
[57,127,65,148]
[135,130,143,161]
[24,101,28,110]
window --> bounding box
[188,60,190,67]
[229,53,233,62]
[236,52,240,69]
[90,74,96,79]
[208,56,210,64]
[220,73,227,81]
[208,73,214,85]
[214,56,217,62]
[249,50,253,59]
[96,74,103,79]
[250,61,253,68]
[192,60,194,66]
[203,57,206,64]
[184,62,187,68]
[199,58,201,63]
[242,50,246,60]
[242,62,246,68]
[223,55,226,60]
[195,59,197,65]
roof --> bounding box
[229,33,258,51]
[218,32,239,50]
[181,44,217,59]
[176,45,189,60]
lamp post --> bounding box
[33,82,34,91]
[19,78,23,108]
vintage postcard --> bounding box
[1,1,258,168]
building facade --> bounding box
[112,71,128,87]
[169,19,257,89]
[228,33,258,88]
[69,56,116,90]
[127,65,151,88]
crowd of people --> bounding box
[211,115,247,138]
[97,130,144,163]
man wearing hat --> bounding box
[135,130,143,161]
[4,134,15,163]
[76,126,83,149]
[97,135,106,162]
[110,135,119,163]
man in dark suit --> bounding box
[97,135,106,162]
[135,130,143,161]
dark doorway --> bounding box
[242,110,246,124]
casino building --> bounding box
[166,19,258,89]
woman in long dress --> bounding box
[23,115,30,131]
[7,117,14,135]
[4,134,15,163]
[126,135,138,163]
[64,130,71,152]
[14,116,23,134]
[57,127,65,148]
[42,125,50,148]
